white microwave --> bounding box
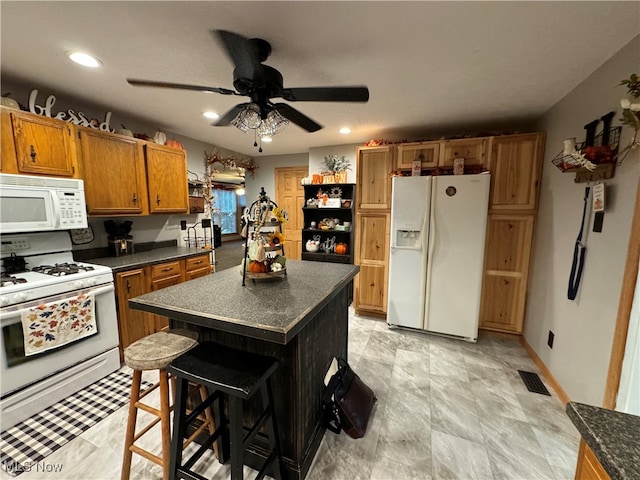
[0,173,88,233]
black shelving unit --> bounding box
[302,184,355,264]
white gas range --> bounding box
[0,232,120,430]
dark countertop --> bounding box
[566,402,640,480]
[128,260,359,344]
[86,246,210,272]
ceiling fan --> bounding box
[127,30,370,134]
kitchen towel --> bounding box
[20,293,97,356]
[0,370,152,477]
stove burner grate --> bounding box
[1,273,28,286]
[31,263,95,277]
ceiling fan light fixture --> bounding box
[66,51,102,68]
[237,103,262,129]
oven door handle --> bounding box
[84,284,115,297]
[50,191,62,229]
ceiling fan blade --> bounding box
[214,30,265,80]
[214,103,250,126]
[279,86,369,102]
[273,103,322,132]
[127,79,238,96]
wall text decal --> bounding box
[28,89,114,132]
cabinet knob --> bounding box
[156,194,161,205]
[126,279,131,293]
[132,193,138,204]
[30,145,37,162]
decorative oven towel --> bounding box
[20,293,97,356]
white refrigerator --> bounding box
[386,173,490,341]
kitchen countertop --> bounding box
[86,246,210,272]
[566,402,640,480]
[128,260,359,344]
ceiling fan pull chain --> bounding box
[254,129,258,148]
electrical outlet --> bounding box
[547,330,555,349]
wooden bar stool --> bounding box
[167,341,283,480]
[120,330,216,480]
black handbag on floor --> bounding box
[321,358,377,439]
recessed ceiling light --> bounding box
[261,136,273,142]
[235,188,246,196]
[339,127,351,134]
[203,111,219,119]
[66,51,102,68]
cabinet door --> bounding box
[439,137,488,167]
[488,133,544,211]
[354,212,389,313]
[10,111,76,177]
[396,142,439,169]
[146,143,189,214]
[356,146,393,210]
[115,269,152,353]
[479,214,534,333]
[150,274,182,332]
[575,439,610,480]
[79,129,148,215]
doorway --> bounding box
[275,166,308,260]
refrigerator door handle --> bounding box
[423,181,437,329]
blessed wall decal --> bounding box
[28,89,114,132]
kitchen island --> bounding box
[128,260,359,480]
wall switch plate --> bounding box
[547,331,555,349]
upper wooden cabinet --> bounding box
[1,108,78,177]
[396,141,440,169]
[356,146,393,210]
[145,143,189,214]
[439,137,489,168]
[78,128,148,215]
[488,133,544,211]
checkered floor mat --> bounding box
[0,370,150,477]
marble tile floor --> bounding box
[2,308,580,480]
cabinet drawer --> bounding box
[185,254,210,272]
[150,260,183,280]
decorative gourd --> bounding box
[335,243,348,255]
[248,261,262,273]
[117,124,134,137]
[153,130,167,145]
[165,138,184,150]
[1,93,20,110]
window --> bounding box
[211,188,246,235]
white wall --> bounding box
[245,152,309,202]
[525,35,640,406]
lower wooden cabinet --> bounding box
[354,212,390,314]
[479,214,534,333]
[114,268,153,358]
[574,439,610,480]
[114,254,211,358]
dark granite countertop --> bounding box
[566,402,640,480]
[128,260,358,345]
[85,246,210,272]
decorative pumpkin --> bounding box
[335,243,348,255]
[248,261,268,273]
[1,93,20,110]
[165,138,184,150]
[153,130,167,145]
[117,124,134,137]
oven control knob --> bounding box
[0,297,9,307]
[86,277,97,286]
[73,280,86,289]
[14,292,28,303]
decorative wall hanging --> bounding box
[617,73,640,164]
[552,112,620,183]
[28,89,114,132]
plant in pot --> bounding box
[322,155,351,183]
